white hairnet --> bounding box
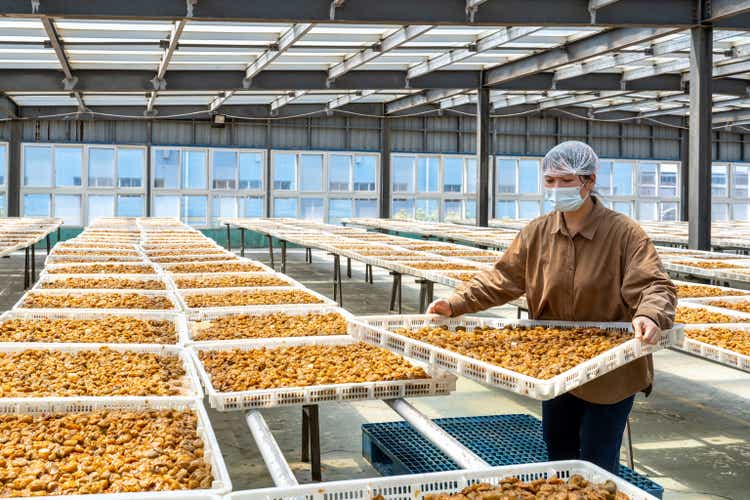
[542,141,599,177]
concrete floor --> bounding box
[2,248,748,499]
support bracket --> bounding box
[150,77,167,91]
[62,76,78,91]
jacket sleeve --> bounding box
[621,235,677,329]
[446,231,527,317]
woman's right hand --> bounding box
[427,299,453,317]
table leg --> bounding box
[23,247,29,290]
[240,228,245,257]
[267,235,275,268]
[346,258,351,278]
[389,272,402,314]
[31,244,36,284]
[303,405,321,482]
[281,240,287,274]
[225,224,232,251]
[46,234,51,255]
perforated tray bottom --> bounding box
[362,413,663,499]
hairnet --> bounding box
[541,141,599,177]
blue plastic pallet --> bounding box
[362,414,663,499]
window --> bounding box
[660,202,679,221]
[328,198,352,224]
[354,155,376,191]
[519,200,540,219]
[712,203,729,222]
[638,163,657,197]
[496,159,515,194]
[0,195,5,217]
[242,196,263,217]
[54,195,81,226]
[734,165,750,199]
[240,152,263,190]
[443,158,463,193]
[88,148,115,187]
[24,193,50,216]
[734,203,749,221]
[0,143,6,186]
[300,154,323,192]
[329,155,351,191]
[88,194,115,224]
[117,149,143,188]
[274,153,296,190]
[274,197,297,218]
[212,150,237,190]
[355,199,378,217]
[154,149,179,189]
[54,147,82,187]
[444,199,462,220]
[416,157,439,193]
[659,163,678,197]
[212,196,238,224]
[392,198,414,219]
[415,199,439,221]
[518,160,540,194]
[154,195,180,218]
[639,201,657,221]
[597,161,613,195]
[182,195,207,225]
[712,165,729,198]
[466,159,477,194]
[117,195,143,217]
[613,162,633,195]
[24,146,52,187]
[613,201,633,217]
[495,200,515,218]
[182,150,207,189]
[300,197,324,220]
[465,199,476,219]
[393,156,414,193]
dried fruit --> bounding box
[183,290,323,308]
[20,292,174,310]
[191,312,347,341]
[0,317,177,344]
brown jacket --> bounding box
[446,198,676,404]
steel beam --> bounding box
[704,0,750,23]
[680,124,689,221]
[327,90,377,109]
[270,91,308,112]
[2,0,697,27]
[477,85,490,227]
[246,24,314,82]
[7,120,21,217]
[0,93,18,119]
[147,19,186,114]
[380,108,391,218]
[329,25,432,81]
[40,16,85,110]
[485,27,679,87]
[386,89,464,114]
[688,25,712,250]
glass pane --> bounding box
[273,153,296,191]
[613,162,633,195]
[240,152,263,190]
[519,200,540,219]
[733,203,749,221]
[443,158,463,193]
[465,199,476,219]
[0,144,5,185]
[153,195,180,218]
[24,194,50,216]
[300,154,323,192]
[273,198,297,217]
[242,196,264,217]
[87,195,115,225]
[597,161,612,195]
[182,150,207,189]
[153,149,179,189]
[734,165,750,199]
[117,195,143,217]
[300,197,324,220]
[712,165,729,198]
[392,156,415,193]
[392,198,414,219]
[495,200,515,218]
[182,195,208,225]
[212,197,237,224]
[329,155,351,192]
[354,199,377,217]
[712,203,729,222]
[54,147,83,187]
[613,201,633,217]
[415,199,439,221]
[54,194,81,226]
[0,195,5,217]
[638,201,657,221]
[88,148,115,187]
[117,149,144,188]
[354,155,376,191]
[24,146,52,187]
[638,162,657,196]
[496,159,516,194]
[466,159,477,194]
[212,150,237,190]
[543,200,553,214]
[443,199,462,220]
[328,198,352,224]
[660,202,679,221]
[416,157,439,193]
[659,163,678,197]
[518,159,539,194]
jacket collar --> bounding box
[550,197,606,240]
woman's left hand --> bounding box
[632,316,661,344]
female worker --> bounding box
[428,140,676,474]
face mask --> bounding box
[544,185,588,212]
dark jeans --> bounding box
[542,392,635,473]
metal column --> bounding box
[379,110,392,219]
[688,22,712,250]
[476,83,490,227]
[7,120,21,217]
[680,124,689,222]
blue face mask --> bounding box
[544,186,588,212]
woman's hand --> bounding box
[427,299,453,317]
[632,316,661,344]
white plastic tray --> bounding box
[45,254,147,265]
[34,273,170,290]
[0,398,230,500]
[167,271,300,290]
[677,323,750,372]
[0,342,202,401]
[148,253,240,264]
[186,304,358,343]
[228,460,656,500]
[354,315,682,400]
[159,259,275,275]
[189,335,456,410]
[672,279,750,299]
[676,299,750,322]
[14,289,181,312]
[43,261,161,275]
[0,308,190,345]
[177,286,337,313]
